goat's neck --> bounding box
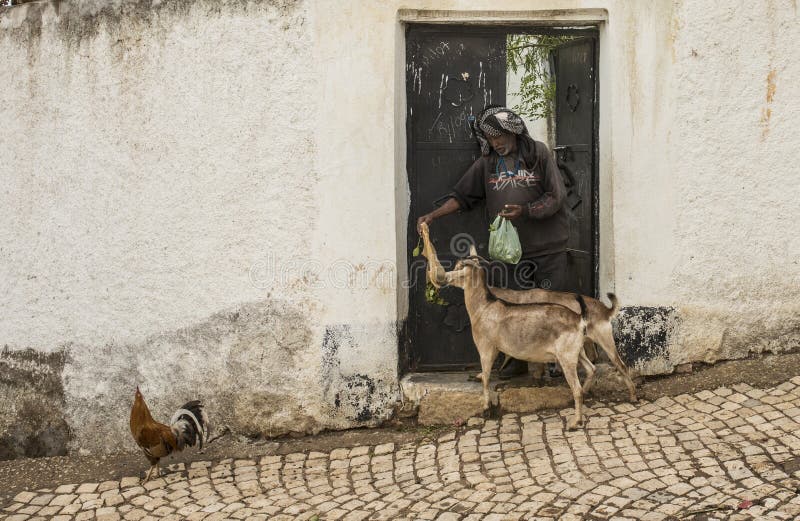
[462,270,493,318]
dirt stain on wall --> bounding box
[321,324,396,424]
[766,68,778,102]
[761,68,777,140]
[0,0,303,51]
[0,348,71,460]
[614,306,681,374]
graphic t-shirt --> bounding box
[451,139,569,257]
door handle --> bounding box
[555,154,582,210]
[553,145,571,162]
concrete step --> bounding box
[401,364,634,425]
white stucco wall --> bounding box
[1,0,799,456]
[1,0,401,457]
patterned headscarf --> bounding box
[471,105,530,156]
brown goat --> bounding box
[442,251,590,429]
[419,222,637,404]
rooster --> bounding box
[129,387,209,483]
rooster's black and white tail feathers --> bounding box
[169,400,209,451]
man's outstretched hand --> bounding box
[416,197,461,234]
[417,214,434,234]
[499,204,523,220]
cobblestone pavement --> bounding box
[6,378,800,521]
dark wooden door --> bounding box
[403,29,598,372]
[405,27,506,370]
[552,38,597,296]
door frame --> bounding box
[397,15,605,375]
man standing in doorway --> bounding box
[416,105,569,378]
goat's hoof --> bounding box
[482,403,499,419]
[566,418,583,431]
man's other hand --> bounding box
[499,204,523,220]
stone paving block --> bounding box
[97,482,120,493]
[49,494,78,507]
[12,492,36,504]
[96,506,121,521]
[75,483,100,494]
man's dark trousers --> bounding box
[488,251,567,292]
[487,251,568,378]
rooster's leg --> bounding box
[142,463,159,484]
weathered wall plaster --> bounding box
[0,348,70,459]
[1,0,799,457]
[0,0,400,457]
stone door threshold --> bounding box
[400,369,590,426]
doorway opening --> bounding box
[401,24,600,373]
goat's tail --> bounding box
[603,292,620,319]
[575,294,588,334]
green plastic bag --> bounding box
[488,215,522,264]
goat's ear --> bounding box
[469,244,478,257]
